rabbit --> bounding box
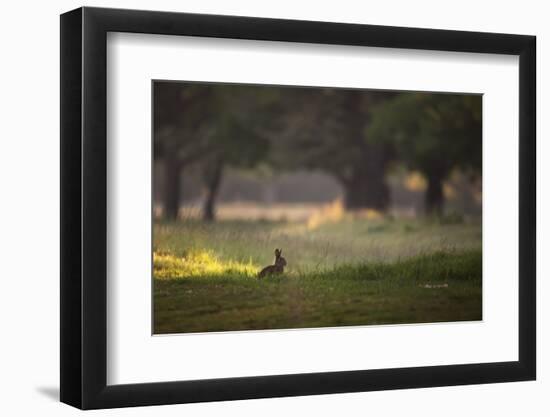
[258,248,287,278]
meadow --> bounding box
[153,211,482,334]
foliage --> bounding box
[367,93,482,213]
[154,83,483,218]
[155,82,277,165]
[368,93,482,173]
[273,88,394,209]
[154,82,280,219]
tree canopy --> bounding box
[367,93,482,213]
[154,82,277,220]
[154,82,482,219]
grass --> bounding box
[153,217,482,334]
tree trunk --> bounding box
[343,181,369,210]
[341,92,391,212]
[425,173,444,216]
[363,145,390,210]
[203,160,224,222]
[342,161,390,211]
[163,156,182,220]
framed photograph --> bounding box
[60,6,536,409]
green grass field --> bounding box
[153,217,482,334]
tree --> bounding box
[154,82,274,221]
[275,88,394,211]
[367,93,482,215]
[198,92,272,220]
[154,83,217,219]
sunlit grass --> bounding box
[154,250,258,279]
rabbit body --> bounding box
[258,249,287,278]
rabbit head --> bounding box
[274,248,287,267]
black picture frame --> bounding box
[60,6,536,410]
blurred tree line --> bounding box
[154,82,481,221]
